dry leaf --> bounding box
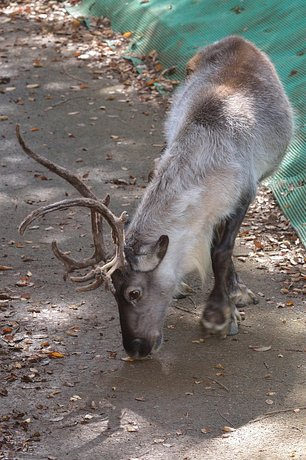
[126,424,139,432]
[201,427,211,434]
[30,127,40,132]
[32,59,43,68]
[155,63,163,72]
[214,363,225,369]
[49,351,65,359]
[71,18,81,29]
[0,265,13,271]
[121,356,135,362]
[249,345,272,352]
[65,326,80,337]
[254,240,264,250]
[222,426,236,432]
[145,79,156,87]
[16,276,33,287]
[192,339,205,344]
[0,116,9,121]
[26,84,40,89]
[123,31,133,38]
[70,394,82,401]
[153,438,166,444]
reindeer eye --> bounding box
[126,288,142,302]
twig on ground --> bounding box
[171,304,198,315]
[217,408,235,427]
[187,296,197,309]
[285,348,305,353]
[61,65,88,83]
[207,377,230,393]
[44,95,89,111]
[249,406,306,423]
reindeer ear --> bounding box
[155,235,169,261]
[127,235,169,272]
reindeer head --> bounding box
[111,235,171,358]
[16,125,172,359]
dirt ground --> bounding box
[1,7,306,460]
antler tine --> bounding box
[16,124,107,269]
[50,194,111,273]
[19,198,128,291]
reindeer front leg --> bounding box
[201,197,256,337]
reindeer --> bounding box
[17,36,293,359]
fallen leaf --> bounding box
[155,63,163,72]
[30,127,40,132]
[192,339,205,344]
[249,345,272,352]
[48,390,61,398]
[0,388,8,397]
[146,79,157,87]
[254,240,264,250]
[26,84,40,89]
[70,394,82,401]
[123,31,133,38]
[126,424,139,432]
[49,416,64,422]
[71,18,81,29]
[34,174,48,180]
[49,351,65,359]
[16,276,33,287]
[214,363,225,369]
[0,265,13,271]
[65,326,80,337]
[0,115,9,121]
[201,427,211,434]
[121,356,135,362]
[32,59,43,68]
[222,426,236,432]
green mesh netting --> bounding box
[69,0,306,246]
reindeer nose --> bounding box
[124,338,153,359]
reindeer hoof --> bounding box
[173,281,194,299]
[227,306,241,336]
[230,283,258,307]
[201,302,241,337]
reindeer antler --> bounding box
[16,124,108,272]
[17,125,128,292]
